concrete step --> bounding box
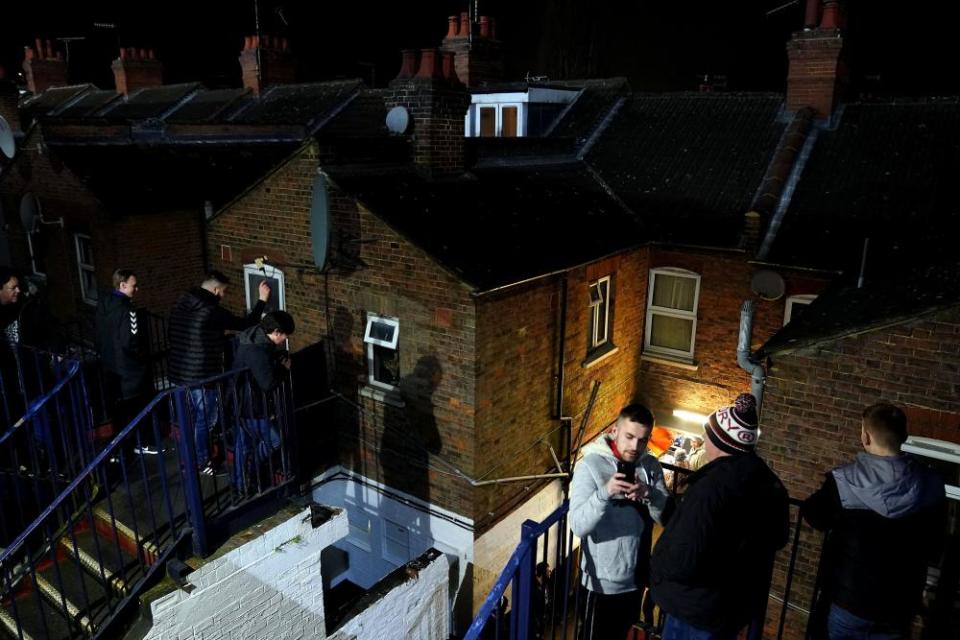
[35,555,114,636]
[0,585,77,640]
[59,529,141,598]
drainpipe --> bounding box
[737,300,766,413]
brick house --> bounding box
[755,264,960,637]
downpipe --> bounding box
[737,300,765,413]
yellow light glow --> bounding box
[672,409,709,425]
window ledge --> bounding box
[359,385,405,408]
[582,344,619,369]
[641,353,699,372]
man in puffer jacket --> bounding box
[802,402,946,639]
[569,403,669,640]
[231,311,294,495]
[168,271,269,473]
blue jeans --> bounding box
[233,417,280,489]
[662,616,739,640]
[826,605,908,640]
[187,388,219,465]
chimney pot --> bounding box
[804,0,820,28]
[458,12,470,37]
[395,49,419,80]
[820,0,840,29]
[138,48,148,59]
[34,39,44,58]
[119,47,127,59]
[148,49,156,60]
[441,50,459,84]
[45,40,55,58]
[281,37,289,50]
[446,16,459,38]
[417,48,442,79]
[479,16,490,38]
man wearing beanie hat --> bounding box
[650,394,789,639]
[569,403,669,640]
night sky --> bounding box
[1,1,956,96]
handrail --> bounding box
[0,360,80,447]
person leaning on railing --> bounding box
[650,394,790,640]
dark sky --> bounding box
[1,1,956,96]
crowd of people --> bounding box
[569,395,946,640]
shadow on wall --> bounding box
[331,305,360,470]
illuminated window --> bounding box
[364,313,400,390]
[645,268,700,361]
[588,276,613,352]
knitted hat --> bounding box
[705,393,759,455]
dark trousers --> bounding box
[580,587,641,640]
[103,372,152,445]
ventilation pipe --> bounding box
[737,300,765,413]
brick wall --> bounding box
[207,143,478,518]
[758,305,960,637]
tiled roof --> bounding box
[759,261,960,356]
[95,83,201,121]
[587,93,787,248]
[765,100,960,274]
[165,88,250,123]
[226,80,362,126]
[327,163,645,291]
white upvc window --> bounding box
[364,313,400,390]
[74,233,97,304]
[475,103,522,138]
[588,276,612,350]
[644,268,701,361]
[783,294,817,326]
[243,263,285,313]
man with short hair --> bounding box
[168,270,269,474]
[96,269,151,435]
[232,310,294,494]
[802,402,946,639]
[569,403,669,640]
[651,393,789,640]
[686,435,706,471]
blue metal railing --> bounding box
[0,366,295,639]
[465,465,819,640]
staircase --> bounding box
[0,348,296,639]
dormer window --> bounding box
[478,104,520,138]
[466,86,579,138]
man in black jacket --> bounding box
[231,310,294,494]
[651,394,789,640]
[95,269,151,436]
[802,403,945,639]
[168,271,269,474]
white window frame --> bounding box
[473,103,524,138]
[783,294,817,326]
[589,276,612,350]
[74,233,97,305]
[644,267,701,361]
[243,263,285,313]
[364,313,400,391]
[26,231,45,278]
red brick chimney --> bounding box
[786,0,847,119]
[22,39,67,95]
[111,48,164,95]
[439,11,503,87]
[0,69,20,134]
[388,47,469,178]
[238,35,295,96]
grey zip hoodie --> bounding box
[569,434,669,594]
[833,452,944,517]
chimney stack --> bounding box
[0,70,20,135]
[111,48,164,95]
[388,46,469,178]
[22,39,67,95]
[440,10,504,87]
[786,0,847,119]
[238,35,295,96]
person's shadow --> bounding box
[380,355,443,504]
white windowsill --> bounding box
[641,353,699,372]
[582,345,619,369]
[359,385,405,408]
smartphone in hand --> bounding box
[616,459,636,482]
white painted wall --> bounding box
[145,507,348,640]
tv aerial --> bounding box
[0,115,14,159]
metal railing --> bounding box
[0,367,295,639]
[465,464,820,640]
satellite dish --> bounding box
[310,171,330,271]
[385,106,410,135]
[19,193,41,233]
[751,270,786,301]
[0,115,14,159]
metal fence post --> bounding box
[173,387,208,556]
[515,520,538,640]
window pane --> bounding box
[594,301,608,346]
[77,237,94,265]
[82,270,99,301]
[501,106,518,137]
[374,345,401,387]
[246,272,281,313]
[789,300,812,323]
[479,107,496,138]
[369,321,395,344]
[652,274,697,311]
[650,314,693,352]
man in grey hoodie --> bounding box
[802,402,946,639]
[569,403,668,640]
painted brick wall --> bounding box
[207,143,478,518]
[757,305,960,637]
[145,507,348,640]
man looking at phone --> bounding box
[569,403,669,640]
